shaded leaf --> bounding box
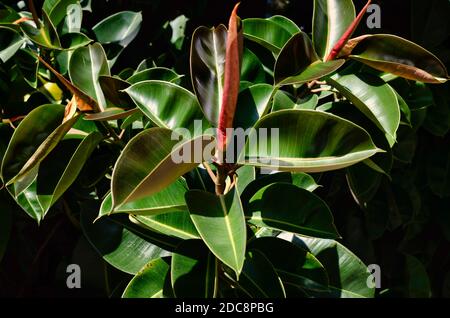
[246,182,339,239]
[275,32,345,85]
[284,234,375,298]
[239,250,286,298]
[171,240,217,298]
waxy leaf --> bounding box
[312,0,356,59]
[125,81,209,133]
[35,132,102,214]
[100,178,188,217]
[345,35,449,83]
[81,201,175,275]
[190,24,227,126]
[275,32,345,85]
[122,258,171,298]
[43,0,79,27]
[0,26,24,62]
[133,211,200,240]
[93,11,142,65]
[93,11,142,47]
[111,128,214,209]
[171,240,217,298]
[238,110,381,173]
[243,16,300,54]
[249,237,328,292]
[283,234,375,298]
[239,250,286,298]
[185,187,246,276]
[328,73,400,146]
[127,67,181,84]
[69,43,110,111]
[1,104,79,186]
[325,0,372,61]
[234,84,275,129]
[21,11,61,49]
[247,182,339,239]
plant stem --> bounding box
[215,165,227,195]
[27,0,41,29]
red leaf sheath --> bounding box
[217,3,243,154]
[326,0,372,62]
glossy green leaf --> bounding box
[125,80,209,133]
[239,250,286,298]
[312,0,356,59]
[1,104,78,186]
[241,48,266,82]
[13,49,38,88]
[190,25,227,126]
[247,182,339,239]
[43,0,78,27]
[133,211,200,240]
[347,35,449,83]
[5,132,101,222]
[284,234,375,298]
[171,240,217,298]
[292,172,321,191]
[122,257,171,298]
[9,181,43,222]
[127,67,181,84]
[238,110,381,173]
[81,201,176,275]
[21,11,61,49]
[69,43,110,111]
[35,132,102,213]
[235,165,255,196]
[185,188,246,276]
[111,128,214,209]
[234,84,275,129]
[0,26,24,63]
[243,16,300,54]
[93,11,142,47]
[249,237,328,292]
[328,73,400,146]
[60,32,92,49]
[275,32,345,85]
[100,178,187,218]
[93,11,142,65]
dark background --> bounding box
[1,0,449,298]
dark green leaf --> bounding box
[185,188,246,276]
[246,182,339,238]
[171,240,217,298]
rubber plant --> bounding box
[0,0,448,298]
